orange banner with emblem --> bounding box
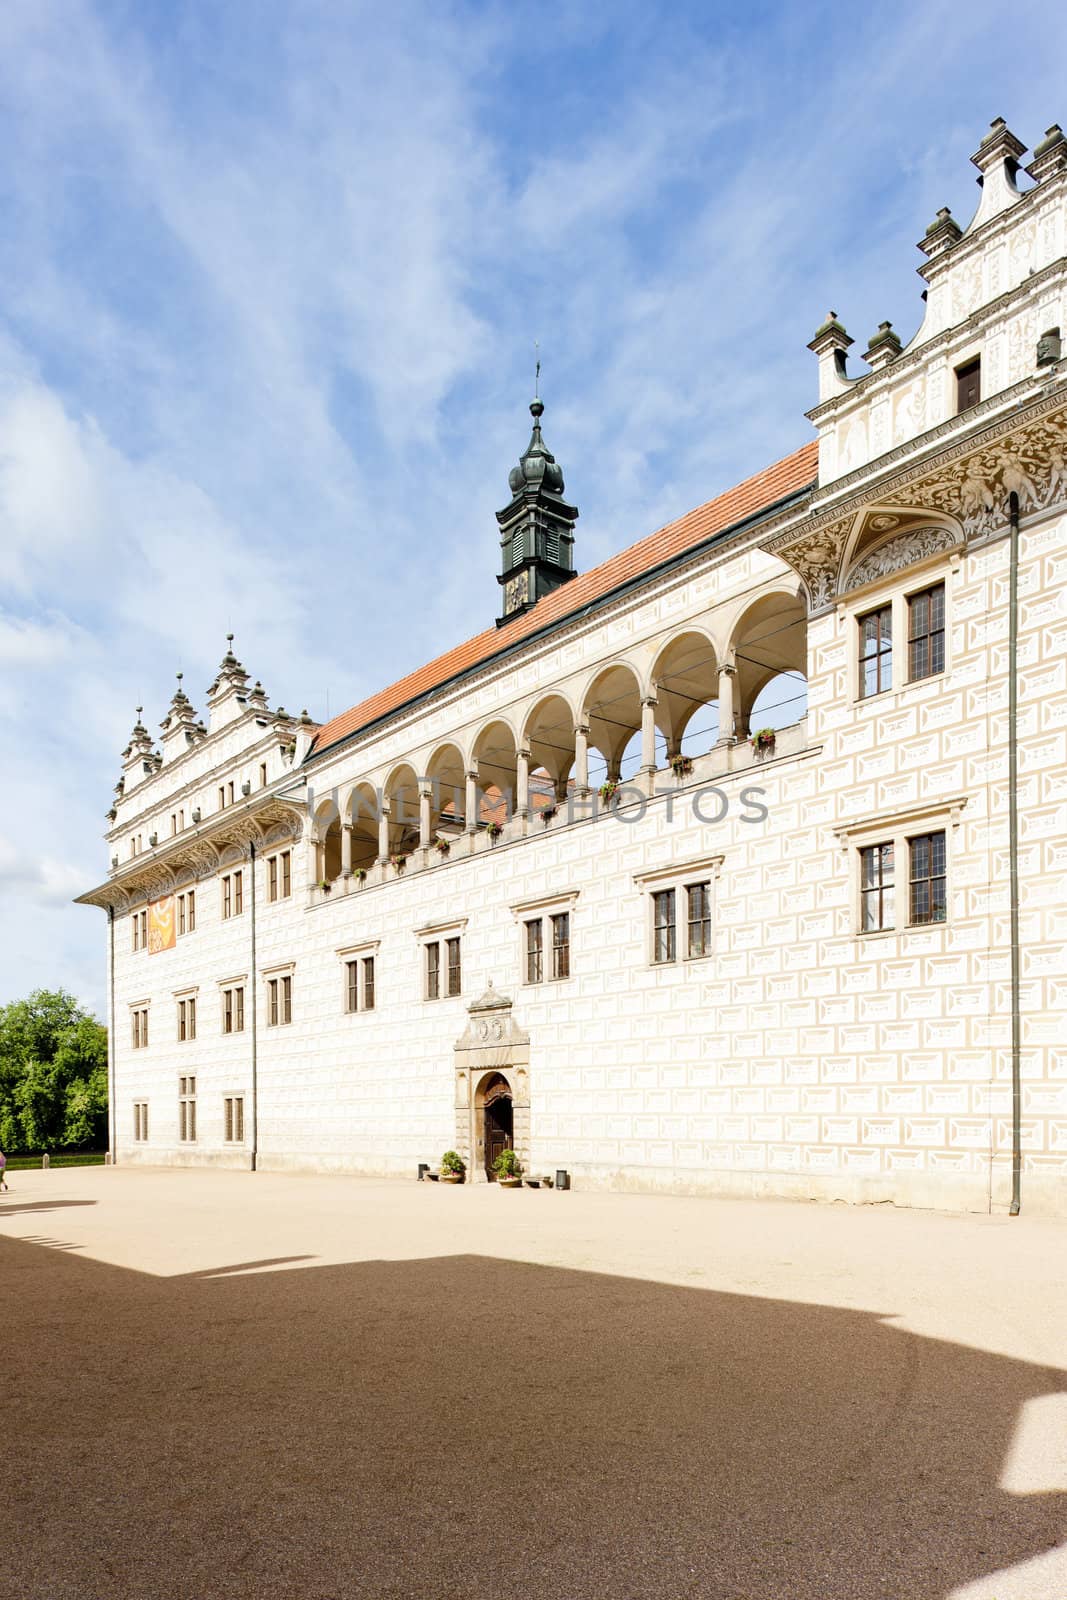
[148,895,176,954]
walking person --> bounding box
[0,1148,9,1192]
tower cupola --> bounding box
[496,397,578,627]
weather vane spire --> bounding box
[534,340,540,401]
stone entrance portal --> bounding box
[454,982,530,1182]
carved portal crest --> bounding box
[843,526,961,592]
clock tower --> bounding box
[496,397,578,627]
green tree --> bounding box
[0,989,108,1152]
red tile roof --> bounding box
[310,439,817,757]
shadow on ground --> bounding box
[0,1199,97,1218]
[2,1234,1064,1599]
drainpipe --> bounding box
[249,840,259,1174]
[1008,492,1022,1217]
[107,904,117,1165]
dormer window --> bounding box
[956,357,981,413]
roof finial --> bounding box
[176,671,183,684]
[226,632,234,645]
[136,705,143,719]
[534,340,540,401]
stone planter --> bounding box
[498,1176,522,1189]
[439,1173,463,1184]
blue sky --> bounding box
[1,0,1065,1014]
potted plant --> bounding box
[486,820,503,841]
[750,727,776,755]
[669,754,694,779]
[439,1150,465,1184]
[433,836,451,857]
[540,804,557,825]
[389,852,408,873]
[598,779,619,805]
[319,879,332,894]
[492,1148,523,1187]
[353,866,368,883]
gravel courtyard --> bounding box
[2,1167,1065,1599]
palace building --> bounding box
[78,120,1067,1214]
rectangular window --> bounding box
[228,781,235,806]
[686,882,711,958]
[446,937,462,997]
[426,942,441,1001]
[177,997,197,1042]
[344,956,376,1013]
[132,909,148,951]
[908,583,946,682]
[171,814,178,836]
[178,1076,197,1143]
[860,842,895,932]
[222,986,245,1034]
[178,895,185,937]
[909,831,947,925]
[551,912,570,980]
[177,890,196,937]
[956,357,981,412]
[267,975,293,1026]
[133,1101,148,1142]
[219,785,226,811]
[525,919,543,984]
[259,763,268,788]
[224,1096,245,1143]
[653,890,676,964]
[859,604,893,698]
[222,872,243,919]
[131,1007,149,1049]
[268,851,291,903]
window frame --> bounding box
[844,551,957,703]
[634,857,723,969]
[133,1101,149,1142]
[130,1003,150,1049]
[906,581,946,683]
[224,1095,245,1144]
[510,893,578,987]
[262,963,295,1028]
[857,602,893,699]
[955,355,981,413]
[415,919,468,1002]
[178,1075,197,1143]
[836,801,966,938]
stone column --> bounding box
[341,822,353,876]
[574,724,589,792]
[308,830,322,886]
[641,697,658,774]
[465,769,479,835]
[418,783,432,848]
[516,748,530,818]
[717,662,737,744]
[378,803,391,864]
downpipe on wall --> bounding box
[1008,491,1021,1217]
[250,840,258,1174]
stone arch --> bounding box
[312,794,343,882]
[580,659,645,784]
[344,782,380,873]
[651,628,719,759]
[383,762,421,856]
[454,985,531,1180]
[522,692,578,805]
[424,741,467,837]
[725,587,809,738]
[472,719,519,827]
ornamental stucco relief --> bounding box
[843,527,962,592]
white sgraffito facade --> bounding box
[79,122,1067,1213]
